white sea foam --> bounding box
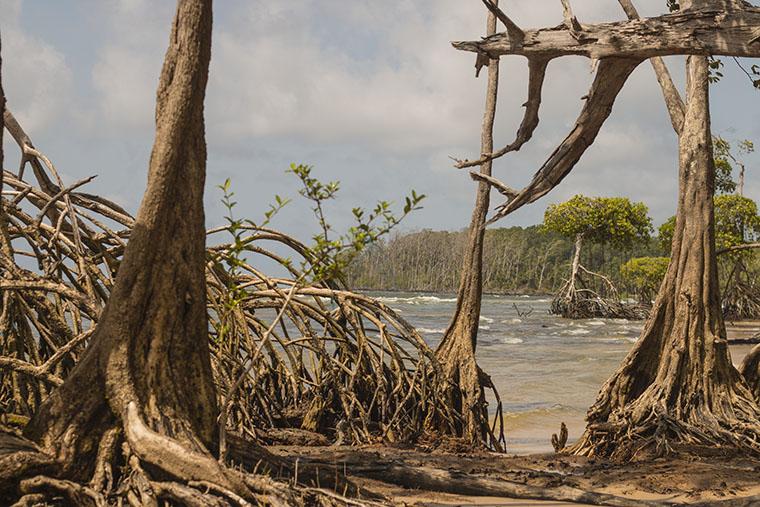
[479,325,491,331]
[502,318,523,324]
[565,328,591,336]
[375,295,457,305]
[418,327,447,334]
[480,316,495,324]
[500,337,524,344]
[587,320,606,326]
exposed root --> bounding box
[551,265,648,320]
[0,121,486,448]
[570,402,760,462]
[1,426,373,506]
[722,277,760,321]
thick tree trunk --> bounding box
[740,344,760,402]
[434,4,503,450]
[1,37,4,200]
[571,56,760,459]
[19,0,229,486]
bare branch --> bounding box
[486,58,642,225]
[717,242,760,256]
[455,57,549,169]
[617,0,685,134]
[480,0,524,42]
[469,172,518,198]
[454,8,760,60]
[560,0,583,33]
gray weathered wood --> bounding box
[454,7,760,60]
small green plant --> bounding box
[214,178,289,342]
[288,163,425,284]
[215,165,425,460]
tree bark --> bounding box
[1,36,4,203]
[571,56,760,459]
[434,3,503,450]
[454,7,760,61]
[740,344,760,401]
[22,0,224,482]
[568,233,583,298]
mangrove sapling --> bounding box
[543,195,652,319]
[214,167,425,459]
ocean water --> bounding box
[369,292,754,455]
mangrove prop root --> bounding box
[0,109,502,504]
[551,265,648,320]
[0,145,495,449]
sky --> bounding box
[1,0,759,245]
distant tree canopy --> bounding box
[542,195,652,248]
[714,136,754,195]
[620,256,670,304]
[660,194,760,255]
[714,194,760,253]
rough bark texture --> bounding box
[454,6,760,60]
[571,56,760,459]
[1,37,4,204]
[435,5,504,451]
[23,0,219,480]
[740,344,760,401]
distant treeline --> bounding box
[346,226,664,294]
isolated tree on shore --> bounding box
[714,136,754,196]
[453,0,760,457]
[543,195,651,318]
[714,194,760,319]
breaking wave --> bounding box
[375,295,457,305]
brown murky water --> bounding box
[371,292,758,454]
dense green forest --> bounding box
[347,225,664,295]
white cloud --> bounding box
[1,0,73,132]
[89,0,173,130]
[3,0,755,234]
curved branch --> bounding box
[717,242,760,255]
[455,58,549,169]
[485,57,642,225]
[480,0,524,42]
[617,0,685,134]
